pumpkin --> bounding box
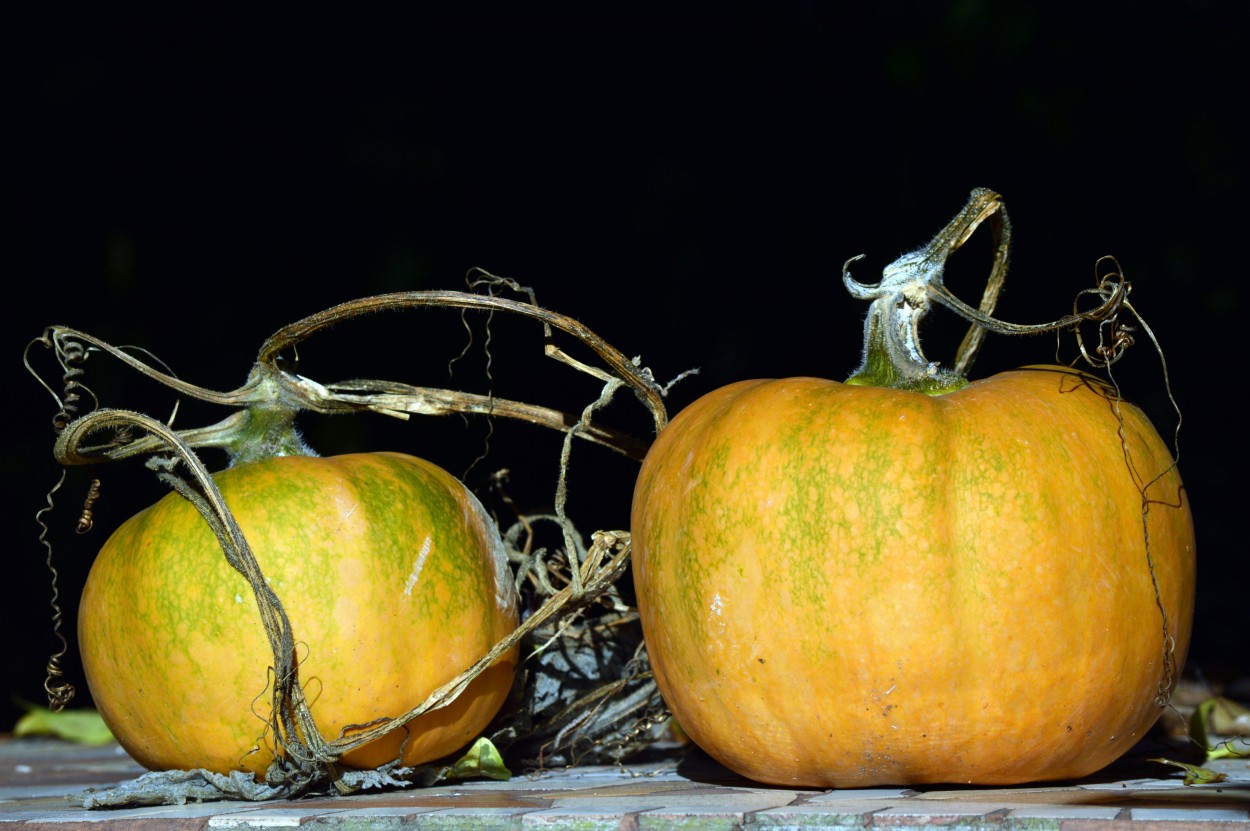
[631,366,1195,787]
[79,451,519,776]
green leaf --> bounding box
[1148,757,1228,786]
[1194,697,1250,737]
[13,705,115,746]
[1206,741,1250,761]
[1189,697,1250,761]
[445,737,511,782]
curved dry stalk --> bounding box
[30,287,666,465]
[53,411,248,465]
[29,327,257,407]
[255,290,668,434]
[929,279,1128,339]
[315,379,650,460]
[67,388,649,465]
[54,410,335,779]
[938,188,1012,376]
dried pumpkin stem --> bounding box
[255,289,668,434]
[29,284,665,466]
[842,188,1126,393]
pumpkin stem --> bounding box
[215,364,319,466]
[842,249,964,394]
[843,188,1012,394]
[843,189,1145,394]
[225,406,317,467]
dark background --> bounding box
[6,4,1244,732]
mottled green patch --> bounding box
[671,437,733,657]
[348,456,497,636]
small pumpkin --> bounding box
[79,451,518,776]
[630,198,1195,787]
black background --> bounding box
[6,5,1245,733]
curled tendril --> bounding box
[24,329,97,434]
[1070,257,1136,369]
[55,342,89,432]
[24,331,103,712]
[1060,255,1184,709]
[34,471,76,711]
[76,478,101,534]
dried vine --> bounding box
[1069,256,1185,705]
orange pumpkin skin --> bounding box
[79,452,518,776]
[631,368,1195,787]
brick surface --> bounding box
[1005,804,1124,820]
[414,806,542,831]
[520,806,633,830]
[207,808,348,827]
[1128,807,1250,822]
[1,738,1248,830]
[633,791,799,831]
[871,802,1008,824]
[753,802,885,828]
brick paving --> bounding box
[0,737,1246,829]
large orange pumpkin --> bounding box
[631,367,1195,786]
[79,451,518,776]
